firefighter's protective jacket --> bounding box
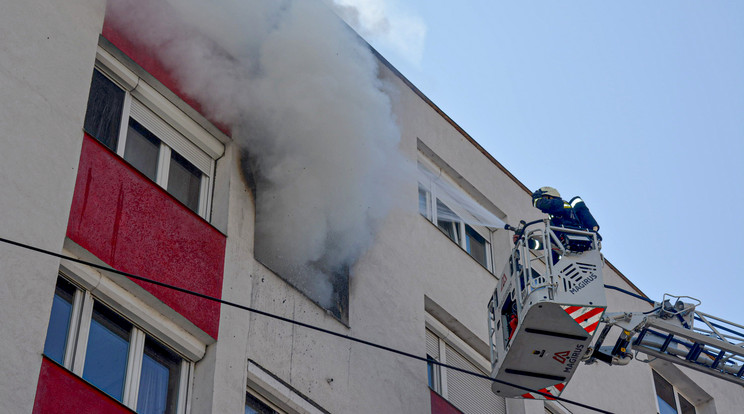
[532,194,599,231]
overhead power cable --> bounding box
[603,284,655,305]
[0,237,613,414]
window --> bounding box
[83,66,215,217]
[427,354,442,394]
[43,277,77,365]
[425,319,506,414]
[465,225,487,266]
[436,199,461,244]
[245,392,281,414]
[653,370,696,414]
[418,162,493,271]
[43,276,190,414]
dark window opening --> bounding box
[84,69,125,151]
[465,225,487,267]
[168,150,202,213]
[124,119,161,182]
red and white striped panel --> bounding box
[561,305,604,335]
[521,382,566,400]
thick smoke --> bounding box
[106,0,412,310]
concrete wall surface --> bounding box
[0,0,105,412]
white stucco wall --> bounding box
[0,1,105,412]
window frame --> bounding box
[88,46,224,219]
[425,313,506,413]
[43,263,204,414]
[652,370,697,414]
[417,161,494,271]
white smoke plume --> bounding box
[331,0,427,65]
[106,0,413,311]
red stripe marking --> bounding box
[563,305,582,314]
[585,320,600,333]
[574,307,603,324]
[522,393,535,399]
[555,383,566,391]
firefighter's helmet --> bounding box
[535,186,561,199]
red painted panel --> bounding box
[67,135,225,339]
[33,357,134,414]
[430,389,464,414]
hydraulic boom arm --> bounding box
[585,294,744,386]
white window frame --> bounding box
[47,253,211,414]
[418,160,494,271]
[92,46,225,220]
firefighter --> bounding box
[531,186,600,263]
[531,186,599,232]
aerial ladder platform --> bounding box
[488,219,744,400]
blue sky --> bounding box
[348,1,743,323]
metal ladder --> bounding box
[633,311,744,386]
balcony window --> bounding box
[125,120,161,182]
[42,276,190,413]
[43,278,77,365]
[83,302,133,400]
[84,69,125,152]
[83,67,215,218]
[168,151,203,213]
[137,336,183,414]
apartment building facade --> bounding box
[1,1,742,413]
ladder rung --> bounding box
[634,328,648,346]
[659,334,674,353]
[686,344,703,361]
[711,350,726,369]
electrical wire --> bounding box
[604,284,655,305]
[0,237,613,414]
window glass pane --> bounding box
[245,392,278,414]
[436,200,460,244]
[679,394,696,414]
[426,355,440,392]
[466,225,488,267]
[84,70,125,151]
[167,150,202,213]
[83,302,132,401]
[653,371,678,414]
[125,120,161,182]
[137,336,182,414]
[418,185,430,218]
[43,278,77,364]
